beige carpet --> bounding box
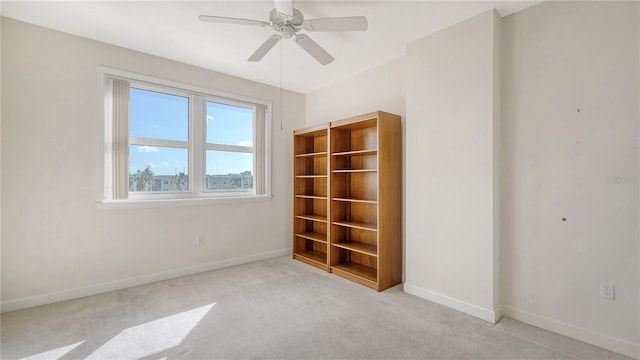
[0,256,632,359]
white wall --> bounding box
[1,18,305,309]
[500,0,639,354]
[305,57,405,126]
[404,9,501,322]
[304,2,639,357]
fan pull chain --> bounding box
[280,38,284,131]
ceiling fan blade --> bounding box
[294,34,334,65]
[199,15,269,27]
[302,16,368,32]
[248,35,282,62]
[274,0,293,18]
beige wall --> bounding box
[500,0,639,351]
[1,18,305,307]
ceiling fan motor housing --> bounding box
[270,8,303,38]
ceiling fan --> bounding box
[199,0,368,65]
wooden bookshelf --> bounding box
[329,111,401,291]
[293,112,401,291]
[293,125,330,271]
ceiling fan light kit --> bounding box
[199,0,368,65]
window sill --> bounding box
[96,194,272,210]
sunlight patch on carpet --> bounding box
[85,303,215,359]
[19,341,85,360]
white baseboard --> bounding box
[402,285,638,359]
[403,283,499,323]
[1,248,292,314]
[501,305,639,359]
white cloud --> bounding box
[136,146,159,153]
[161,162,170,167]
[238,140,253,147]
[145,162,156,170]
[206,115,214,122]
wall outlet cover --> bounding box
[599,282,614,300]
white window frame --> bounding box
[96,67,272,209]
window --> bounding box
[205,102,254,191]
[99,68,271,205]
[129,87,190,193]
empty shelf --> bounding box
[332,220,377,231]
[296,214,328,223]
[296,232,327,243]
[332,241,377,256]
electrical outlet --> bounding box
[600,282,614,300]
[196,235,204,246]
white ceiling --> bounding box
[1,1,539,94]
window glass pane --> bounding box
[206,102,253,146]
[129,145,189,192]
[205,150,253,191]
[130,88,188,141]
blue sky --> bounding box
[129,88,253,176]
